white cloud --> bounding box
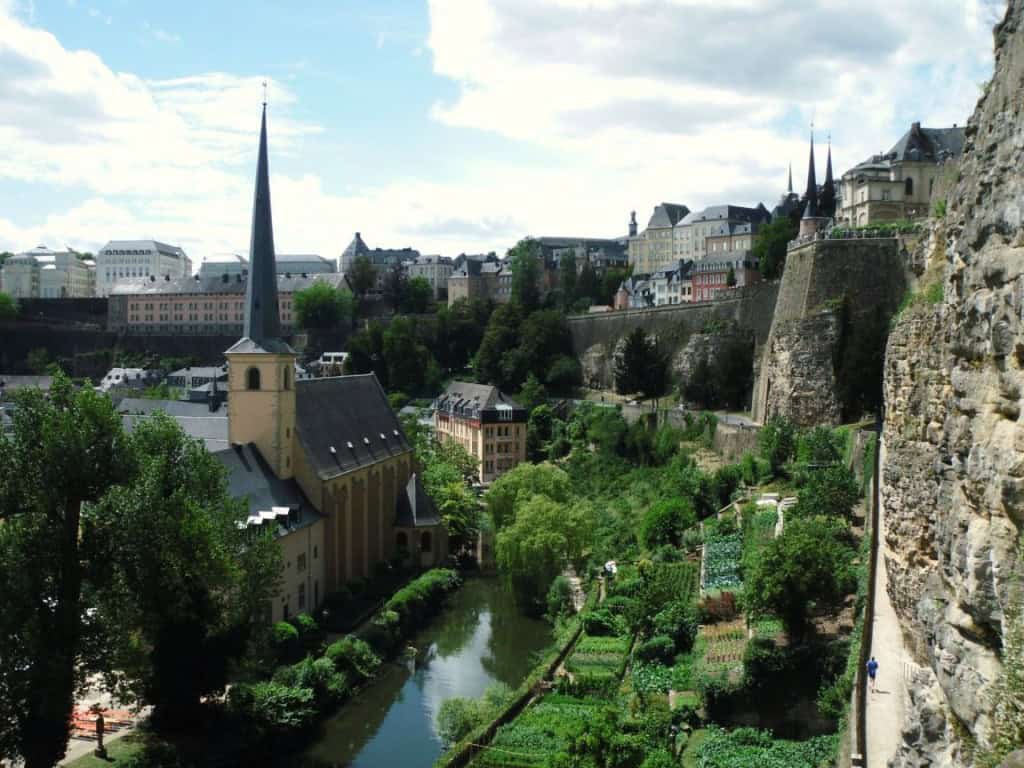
[0,1,1007,264]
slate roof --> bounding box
[887,124,965,162]
[120,404,229,452]
[647,203,691,229]
[680,204,770,226]
[294,374,411,480]
[214,443,322,535]
[394,473,441,528]
[117,397,227,417]
[435,381,523,416]
[99,240,187,260]
[109,272,346,297]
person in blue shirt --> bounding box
[866,656,879,693]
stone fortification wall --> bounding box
[568,283,779,390]
[753,237,909,424]
[881,2,1024,764]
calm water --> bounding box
[298,578,551,768]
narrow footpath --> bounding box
[865,438,907,767]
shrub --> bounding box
[640,749,676,768]
[384,568,460,634]
[582,608,619,637]
[436,697,484,746]
[325,636,381,682]
[275,656,349,708]
[636,635,675,665]
[293,612,319,638]
[652,601,699,653]
[699,591,739,623]
[271,621,301,662]
[546,575,575,620]
[639,496,696,549]
[230,681,317,735]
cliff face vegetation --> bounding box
[882,2,1024,765]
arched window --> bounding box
[396,532,409,552]
[283,365,291,390]
[904,177,913,196]
[246,367,260,390]
[420,531,432,553]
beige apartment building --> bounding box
[628,203,689,275]
[107,272,347,335]
[434,381,527,485]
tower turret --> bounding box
[819,138,836,218]
[629,211,638,238]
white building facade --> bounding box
[407,255,453,299]
[1,246,93,298]
[96,240,191,297]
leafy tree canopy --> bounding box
[508,238,542,311]
[485,462,572,532]
[0,292,17,320]
[293,282,354,331]
[753,216,798,280]
[348,255,376,296]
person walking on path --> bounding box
[867,656,879,693]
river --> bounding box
[296,578,551,768]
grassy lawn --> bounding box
[63,733,144,767]
[681,727,710,768]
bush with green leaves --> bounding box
[229,681,318,736]
[546,575,574,620]
[759,415,796,475]
[384,568,461,635]
[273,656,349,709]
[582,608,619,637]
[639,496,696,549]
[651,600,699,653]
[792,464,861,521]
[325,635,381,682]
[635,635,675,665]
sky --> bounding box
[0,0,1007,265]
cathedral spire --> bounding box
[802,129,819,219]
[788,162,793,194]
[233,102,292,354]
[819,135,836,217]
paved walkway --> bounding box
[865,438,908,768]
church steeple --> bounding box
[802,130,819,219]
[819,137,836,217]
[225,101,297,480]
[235,103,292,353]
[787,162,793,195]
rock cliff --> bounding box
[882,2,1024,765]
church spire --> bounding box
[802,129,819,219]
[819,135,836,217]
[235,102,292,353]
[787,162,793,194]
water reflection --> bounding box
[297,578,550,768]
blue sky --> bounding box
[0,0,1004,263]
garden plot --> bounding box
[474,695,604,767]
[696,620,748,684]
[564,634,630,680]
[701,533,743,593]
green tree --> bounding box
[758,415,796,476]
[475,303,523,386]
[508,238,542,310]
[0,292,17,320]
[615,328,669,401]
[527,404,556,461]
[559,252,577,308]
[546,355,582,393]
[485,462,572,531]
[517,373,546,414]
[0,375,129,768]
[91,414,281,728]
[434,298,491,371]
[792,465,861,521]
[576,259,598,305]
[26,347,50,375]
[726,265,737,287]
[744,517,855,641]
[639,497,696,549]
[348,255,376,297]
[401,276,434,314]
[496,494,591,614]
[344,321,387,385]
[293,282,354,331]
[753,217,798,279]
[382,317,437,394]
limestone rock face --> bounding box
[761,312,841,426]
[882,2,1024,764]
[671,330,753,388]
